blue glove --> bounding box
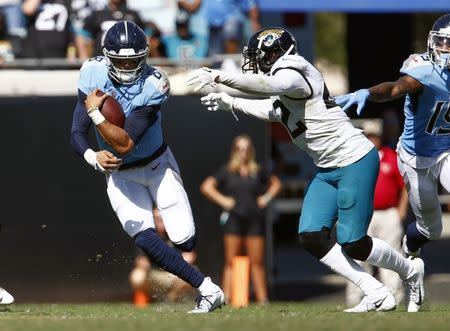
[334,89,370,116]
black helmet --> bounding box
[242,27,297,74]
[428,14,450,69]
[102,21,149,84]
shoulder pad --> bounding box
[143,67,171,104]
[146,68,170,95]
[80,56,107,72]
[401,53,432,72]
[271,54,308,73]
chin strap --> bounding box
[438,53,450,69]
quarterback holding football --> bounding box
[71,21,224,313]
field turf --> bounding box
[1,302,450,331]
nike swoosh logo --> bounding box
[415,286,423,306]
[151,163,160,171]
[374,300,383,309]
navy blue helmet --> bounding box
[428,14,450,69]
[102,21,149,84]
[242,27,297,74]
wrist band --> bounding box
[87,106,105,125]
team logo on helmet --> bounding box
[257,28,283,47]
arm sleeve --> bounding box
[233,97,281,122]
[124,105,160,144]
[71,90,92,156]
[219,68,312,98]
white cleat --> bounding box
[0,287,14,305]
[344,291,396,313]
[402,235,421,258]
[188,288,225,313]
[404,257,425,312]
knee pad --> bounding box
[337,188,356,210]
[298,227,335,259]
[174,235,196,252]
[341,235,372,261]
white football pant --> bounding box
[397,154,450,240]
[106,148,196,244]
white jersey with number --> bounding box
[269,55,373,167]
[224,54,374,168]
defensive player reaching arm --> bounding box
[186,27,424,312]
[71,21,224,313]
[335,14,450,301]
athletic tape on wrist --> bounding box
[87,107,105,125]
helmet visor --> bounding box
[431,34,450,52]
[110,57,142,71]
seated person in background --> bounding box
[0,12,14,63]
[161,10,207,63]
[21,0,73,58]
[75,0,146,59]
[129,208,197,304]
[204,0,260,56]
[146,21,166,58]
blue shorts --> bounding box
[298,148,379,244]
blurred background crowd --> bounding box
[0,0,261,69]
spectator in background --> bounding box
[21,0,73,58]
[75,0,146,60]
[0,11,14,62]
[70,0,107,36]
[346,119,409,306]
[177,0,208,39]
[0,0,26,56]
[200,134,282,304]
[146,21,166,58]
[161,10,207,64]
[204,0,260,57]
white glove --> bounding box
[185,67,220,92]
[201,92,234,112]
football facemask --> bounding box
[103,48,148,84]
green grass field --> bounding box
[1,303,450,331]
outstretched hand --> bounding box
[200,92,234,112]
[334,89,370,116]
[185,67,220,92]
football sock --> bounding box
[134,228,204,288]
[366,237,415,280]
[406,222,429,253]
[320,243,385,296]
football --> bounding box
[96,90,125,128]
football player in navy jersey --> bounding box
[21,0,73,58]
[186,27,424,313]
[71,21,224,313]
[75,0,146,60]
[335,14,450,313]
